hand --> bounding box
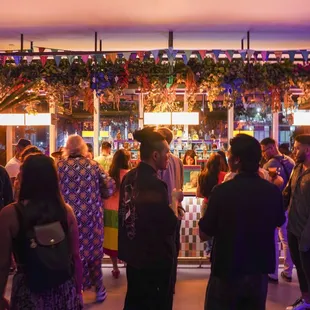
[172,189,183,203]
[0,297,10,310]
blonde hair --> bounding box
[65,135,88,157]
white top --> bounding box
[5,157,20,179]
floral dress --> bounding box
[58,156,115,291]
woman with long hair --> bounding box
[197,153,226,203]
[13,145,43,201]
[58,135,115,303]
[0,154,83,310]
[197,153,226,256]
[104,149,130,278]
[183,150,196,165]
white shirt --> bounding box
[5,157,21,179]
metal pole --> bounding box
[169,31,173,49]
[20,34,24,52]
[272,112,279,144]
[49,104,56,155]
[99,40,102,52]
[241,39,244,50]
[247,31,250,63]
[93,90,100,157]
[95,32,98,52]
[184,93,189,139]
[228,106,234,144]
[30,41,33,52]
[6,126,13,162]
[138,93,144,129]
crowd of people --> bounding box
[0,129,309,310]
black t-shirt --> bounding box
[118,162,177,269]
[199,172,285,278]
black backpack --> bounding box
[14,203,73,293]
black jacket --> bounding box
[0,165,13,211]
[118,162,177,269]
[199,172,285,278]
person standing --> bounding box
[199,134,285,310]
[94,141,113,172]
[104,149,130,279]
[0,154,83,310]
[285,135,310,310]
[5,139,31,184]
[118,127,181,310]
[261,137,294,283]
[157,127,184,293]
[58,135,115,303]
[0,165,13,211]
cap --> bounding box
[13,138,31,148]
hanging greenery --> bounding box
[0,57,310,114]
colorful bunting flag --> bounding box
[137,51,145,62]
[198,50,206,62]
[40,56,48,66]
[26,56,33,64]
[107,53,117,63]
[123,52,131,61]
[288,51,296,62]
[0,56,7,66]
[68,55,75,65]
[151,50,159,63]
[51,49,58,53]
[166,48,178,60]
[225,50,234,62]
[261,51,269,62]
[182,50,193,65]
[130,53,137,61]
[238,50,247,60]
[274,51,282,61]
[301,50,309,62]
[81,55,89,63]
[247,50,255,60]
[212,50,221,62]
[95,54,103,63]
[39,47,45,53]
[54,56,61,67]
[13,56,22,65]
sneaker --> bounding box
[281,271,292,282]
[96,288,107,303]
[268,275,279,284]
[286,297,310,310]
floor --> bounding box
[5,266,300,309]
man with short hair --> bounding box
[285,135,310,310]
[118,127,182,310]
[261,137,294,283]
[5,138,31,184]
[157,127,184,292]
[199,134,285,310]
[94,141,113,172]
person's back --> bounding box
[199,134,285,310]
[119,163,177,268]
[0,165,13,210]
[0,154,82,310]
[206,174,284,277]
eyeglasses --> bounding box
[261,146,272,153]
